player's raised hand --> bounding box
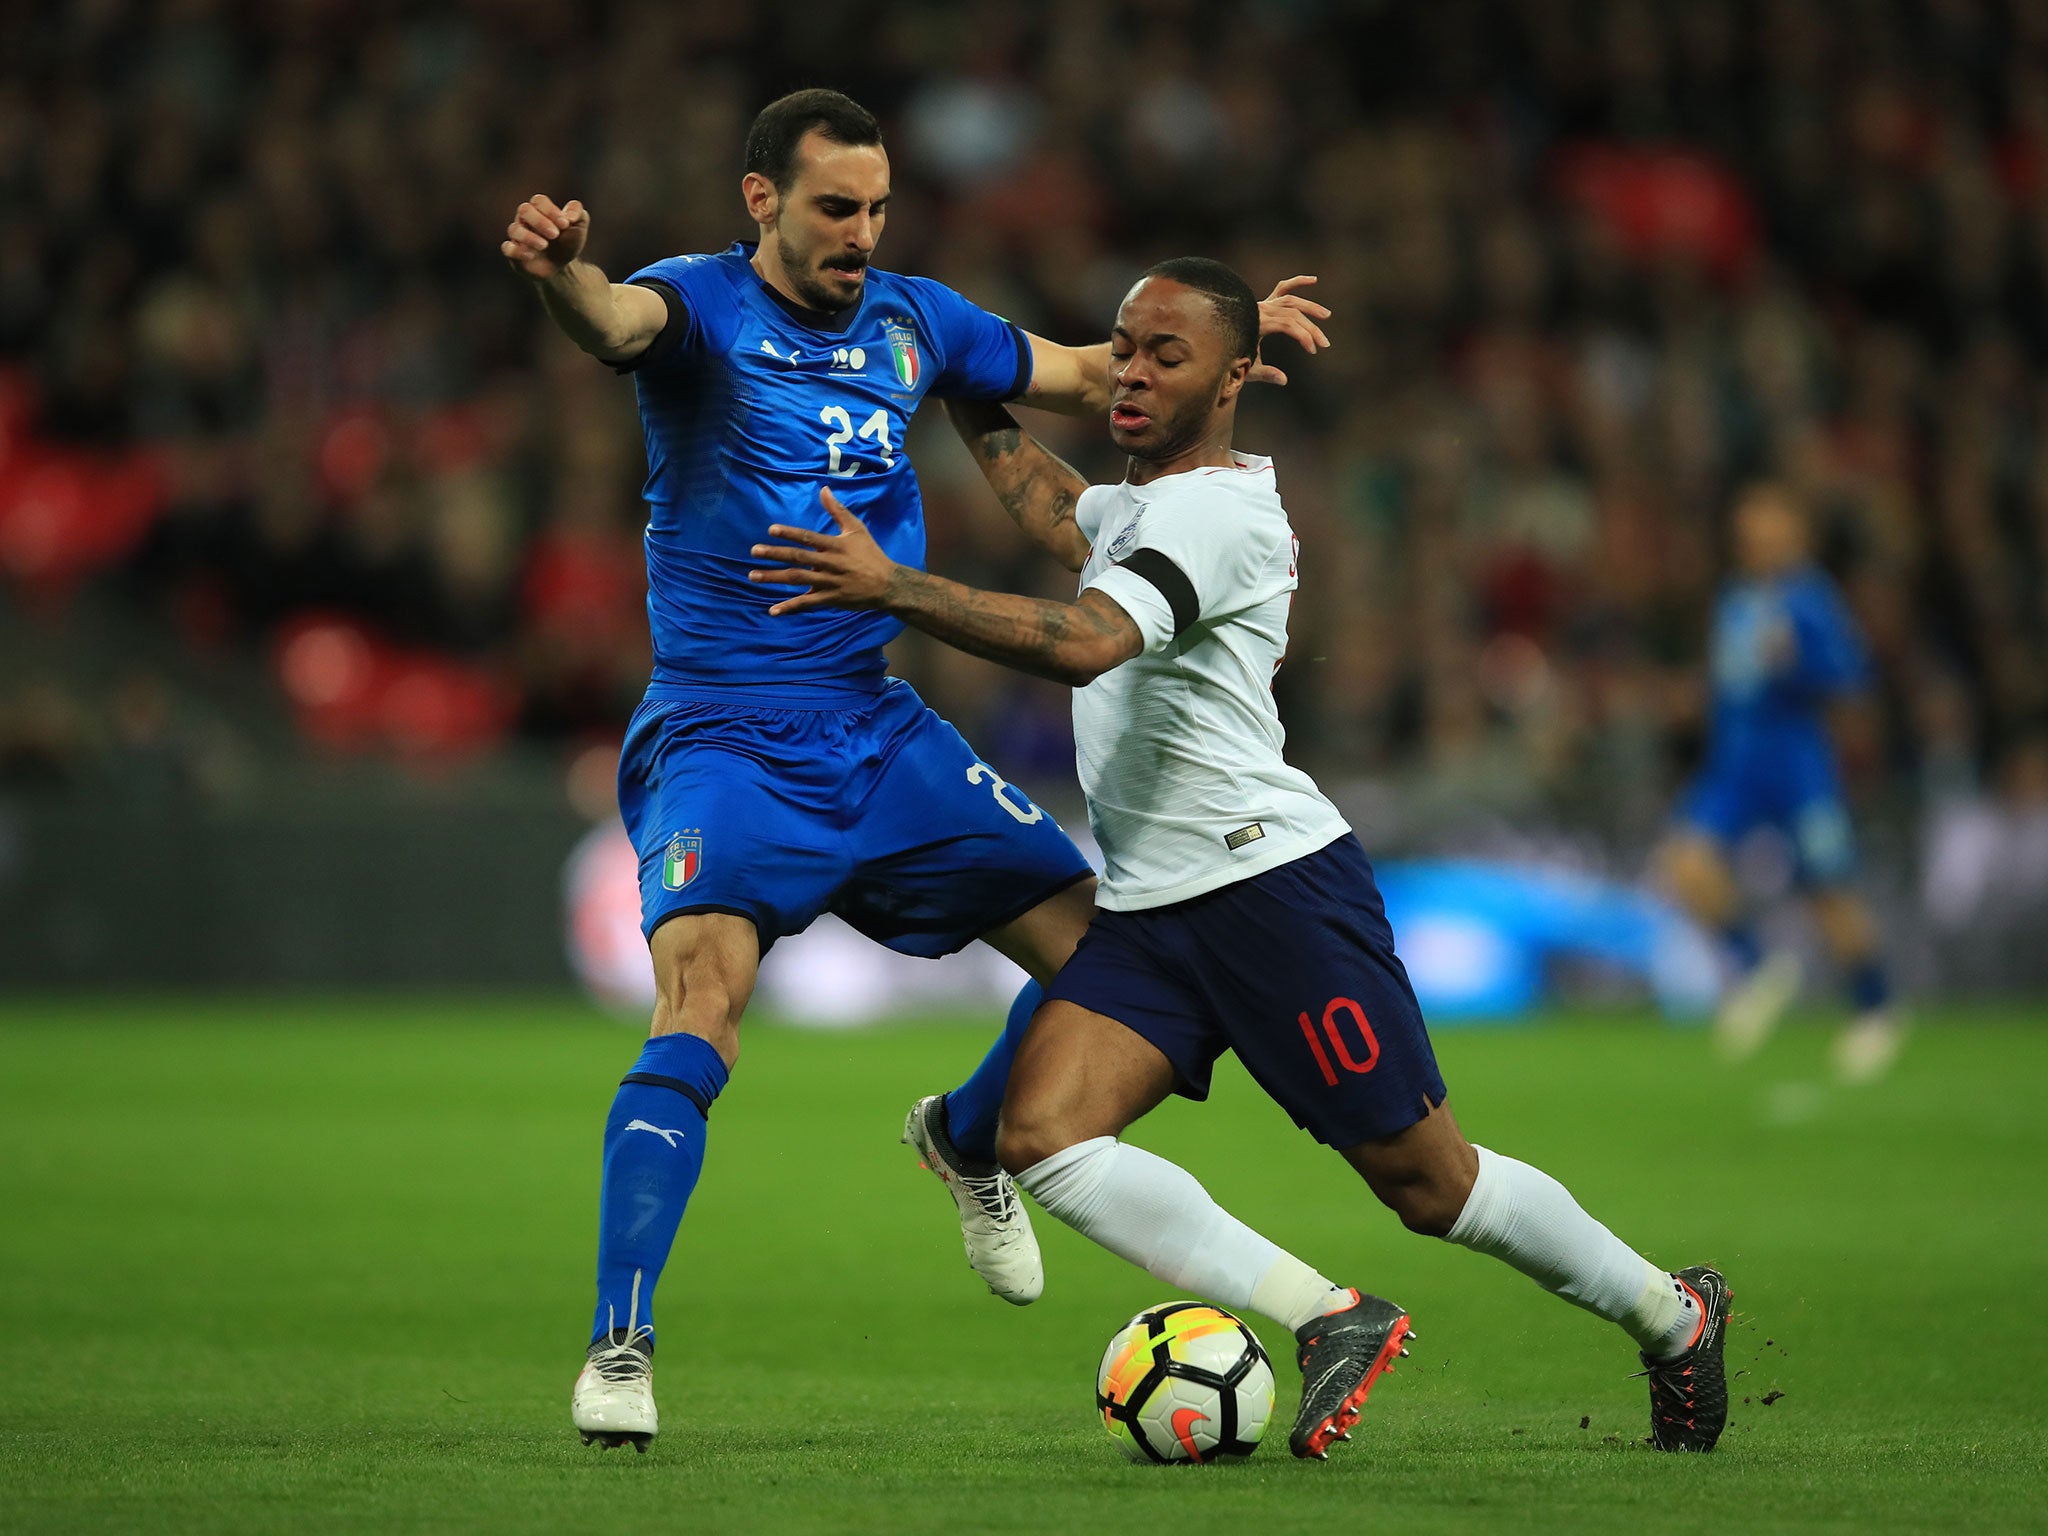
[748,489,900,615]
[501,194,590,281]
[1250,275,1333,387]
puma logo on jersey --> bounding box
[759,340,801,365]
[625,1119,687,1147]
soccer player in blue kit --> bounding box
[1656,483,1904,1083]
[498,90,1333,1450]
[754,259,1733,1460]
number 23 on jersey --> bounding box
[819,406,896,477]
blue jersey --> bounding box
[1705,564,1868,768]
[618,243,1032,697]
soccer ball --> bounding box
[1095,1301,1275,1463]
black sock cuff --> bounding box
[620,1072,713,1118]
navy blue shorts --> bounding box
[617,678,1091,955]
[1044,833,1447,1148]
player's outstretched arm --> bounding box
[501,194,668,364]
[943,400,1093,573]
[750,491,1142,687]
[1016,275,1334,415]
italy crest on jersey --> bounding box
[662,832,701,891]
[885,321,921,389]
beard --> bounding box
[777,230,865,313]
[1123,373,1230,463]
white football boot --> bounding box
[1833,1009,1908,1085]
[902,1094,1043,1305]
[1714,950,1802,1061]
[573,1277,658,1451]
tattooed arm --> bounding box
[880,575,1139,687]
[750,490,1143,688]
[943,399,1093,573]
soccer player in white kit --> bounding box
[749,259,1733,1458]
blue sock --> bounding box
[1721,922,1762,974]
[591,1032,729,1346]
[1848,958,1891,1013]
[942,979,1042,1164]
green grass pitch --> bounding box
[2,999,2043,1535]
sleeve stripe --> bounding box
[609,278,688,375]
[1002,320,1033,402]
[1115,548,1199,636]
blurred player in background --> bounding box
[499,89,1331,1451]
[752,259,1732,1459]
[1656,485,1905,1084]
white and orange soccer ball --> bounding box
[1095,1301,1275,1463]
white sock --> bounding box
[1252,1253,1356,1333]
[1018,1136,1349,1332]
[1446,1145,1700,1358]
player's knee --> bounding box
[653,979,726,1028]
[993,1119,1050,1177]
[649,976,743,1060]
[1365,1150,1478,1238]
[1382,1180,1465,1238]
[1811,890,1874,960]
[994,1108,1081,1178]
[653,951,749,1023]
[1660,838,1731,918]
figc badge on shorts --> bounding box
[662,832,702,891]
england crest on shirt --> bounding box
[662,832,702,890]
[884,320,921,389]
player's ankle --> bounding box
[1634,1271,1704,1360]
[1252,1254,1350,1333]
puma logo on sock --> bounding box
[625,1120,687,1147]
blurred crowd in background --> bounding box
[4,0,2048,944]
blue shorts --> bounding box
[1679,740,1856,886]
[1044,833,1447,1148]
[617,679,1092,955]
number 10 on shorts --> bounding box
[1298,997,1379,1086]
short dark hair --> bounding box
[744,89,883,193]
[1143,256,1259,364]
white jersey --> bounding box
[1075,451,1350,910]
